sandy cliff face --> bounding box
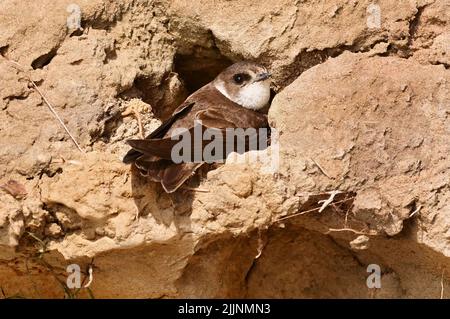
[0,0,449,298]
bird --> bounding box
[123,61,272,193]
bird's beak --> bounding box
[255,72,271,82]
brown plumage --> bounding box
[123,62,271,193]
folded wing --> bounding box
[123,99,269,193]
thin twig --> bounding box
[409,205,422,218]
[255,228,266,259]
[122,109,145,139]
[72,259,95,298]
[30,82,85,152]
[325,228,377,236]
[441,269,445,299]
[274,197,355,222]
[181,186,210,193]
[26,231,47,255]
[6,59,84,153]
[84,265,94,288]
[344,205,352,228]
[318,190,342,213]
[311,158,333,179]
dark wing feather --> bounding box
[133,155,204,193]
[127,138,182,160]
[195,109,237,129]
[161,163,204,193]
[134,156,172,182]
[126,123,201,160]
[195,108,269,155]
[145,101,195,139]
[196,108,268,130]
[122,101,195,163]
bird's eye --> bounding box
[233,73,246,84]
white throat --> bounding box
[215,80,270,110]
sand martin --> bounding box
[123,62,272,193]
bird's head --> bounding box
[213,62,271,111]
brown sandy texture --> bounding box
[0,0,449,298]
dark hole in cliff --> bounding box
[120,50,232,121]
[69,28,84,37]
[269,88,276,105]
[0,45,9,57]
[31,48,58,69]
[174,51,233,94]
[393,199,419,239]
[104,47,118,64]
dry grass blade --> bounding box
[6,59,84,153]
[86,287,95,299]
